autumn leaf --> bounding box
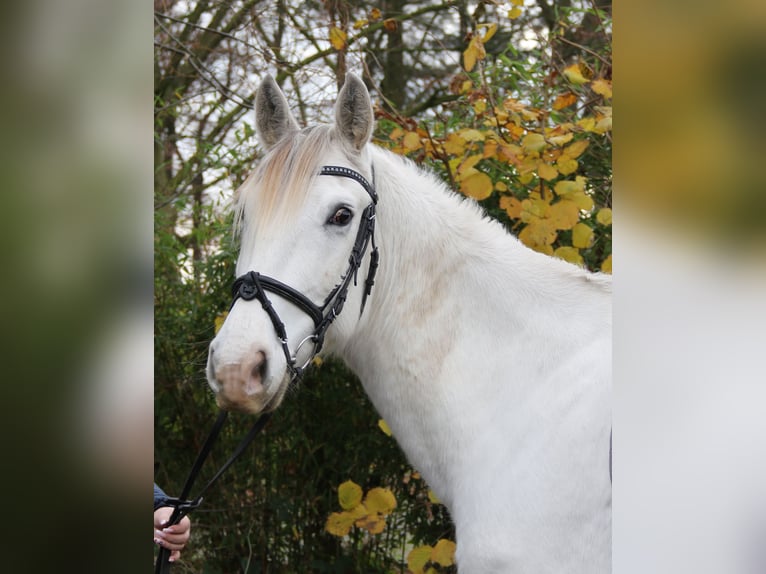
[427,489,441,504]
[553,92,578,110]
[572,222,594,248]
[338,481,363,510]
[442,133,465,155]
[460,171,493,200]
[364,487,397,515]
[601,254,612,273]
[383,18,398,32]
[591,78,612,98]
[329,27,347,50]
[563,62,593,85]
[407,546,433,574]
[556,156,579,175]
[519,218,557,246]
[480,23,497,43]
[548,199,581,230]
[548,132,574,146]
[431,539,457,566]
[538,161,559,181]
[459,128,485,142]
[463,35,486,72]
[325,511,355,537]
[508,6,522,19]
[403,131,422,151]
[355,513,386,534]
[353,18,368,29]
[521,132,546,152]
[369,7,381,20]
[563,139,589,158]
[378,418,392,436]
[554,176,586,197]
[596,207,612,225]
[554,245,584,266]
[499,195,523,219]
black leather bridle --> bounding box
[230,165,379,382]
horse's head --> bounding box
[206,73,376,414]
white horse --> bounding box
[207,73,612,573]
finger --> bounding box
[155,535,186,552]
[169,550,181,562]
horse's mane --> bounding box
[234,125,366,241]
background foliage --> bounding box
[154,0,611,571]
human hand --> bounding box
[154,507,191,562]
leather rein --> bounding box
[155,165,378,573]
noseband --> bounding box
[230,165,379,382]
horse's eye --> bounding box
[327,206,353,226]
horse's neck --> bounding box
[335,147,610,509]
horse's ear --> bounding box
[335,73,374,152]
[255,75,300,149]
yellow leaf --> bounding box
[353,18,368,30]
[483,139,497,158]
[537,162,559,181]
[563,62,593,85]
[325,511,357,537]
[369,7,382,20]
[443,133,465,155]
[556,156,578,175]
[458,154,483,174]
[591,78,612,98]
[569,191,594,211]
[594,115,612,133]
[329,27,347,51]
[214,311,228,334]
[338,481,363,510]
[431,539,457,567]
[601,254,612,273]
[427,489,441,504]
[407,546,433,574]
[499,195,523,219]
[511,0,524,5]
[520,197,549,221]
[563,139,589,158]
[383,18,397,32]
[548,199,580,230]
[553,92,578,110]
[554,176,586,197]
[459,128,485,142]
[480,23,497,43]
[572,222,594,248]
[548,132,574,146]
[577,117,596,132]
[364,487,397,515]
[494,180,507,191]
[519,219,557,246]
[554,246,584,266]
[463,35,486,72]
[508,6,522,19]
[355,513,386,534]
[378,418,392,436]
[521,133,546,152]
[460,171,493,200]
[519,172,534,185]
[596,207,612,225]
[403,131,422,151]
[388,126,404,140]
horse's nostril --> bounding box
[245,351,268,395]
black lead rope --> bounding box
[154,411,272,574]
